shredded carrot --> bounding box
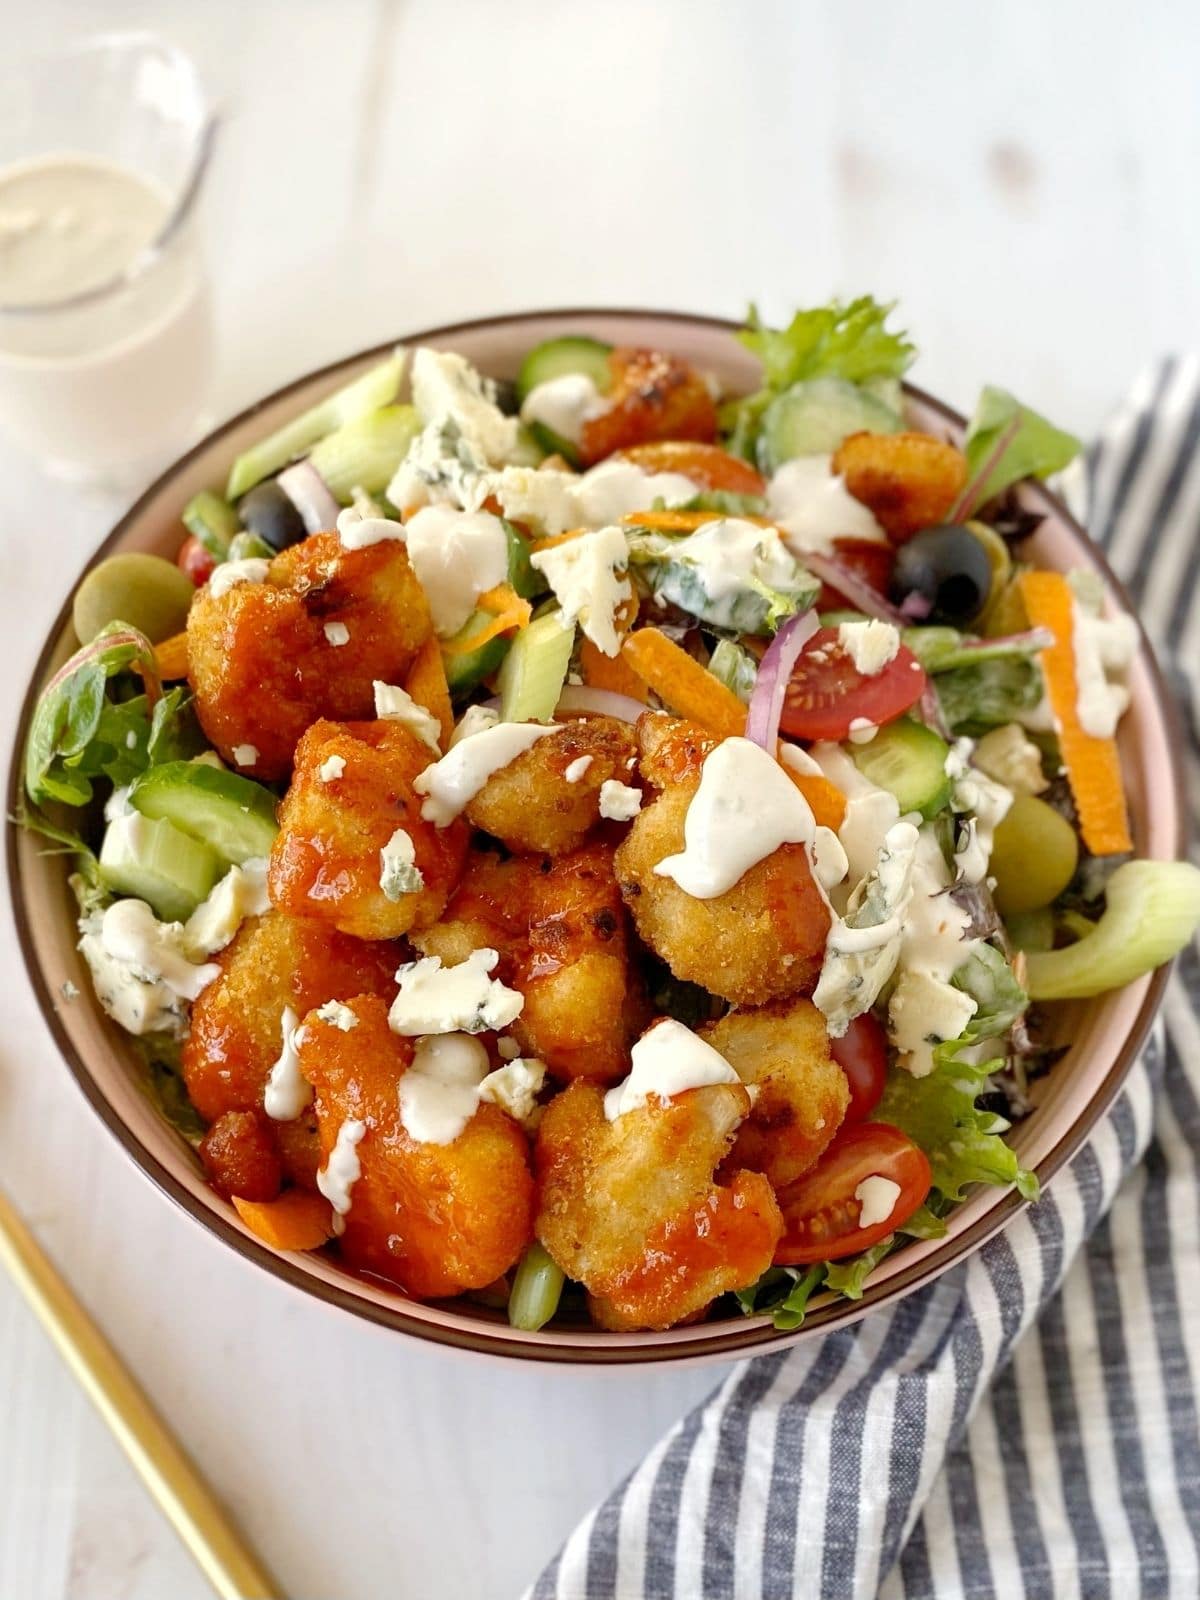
[529,528,586,555]
[580,636,651,703]
[404,635,454,748]
[441,584,532,657]
[1016,570,1132,855]
[621,628,747,739]
[153,631,189,681]
[232,1190,334,1251]
[784,769,847,831]
[619,510,774,533]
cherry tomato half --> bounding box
[778,625,926,742]
[617,440,766,496]
[816,537,896,611]
[773,1121,932,1265]
[178,533,216,587]
[830,1013,888,1123]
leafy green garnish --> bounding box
[903,625,1051,674]
[707,638,759,702]
[734,1263,826,1331]
[723,297,916,460]
[823,1203,947,1300]
[934,655,1044,732]
[959,386,1081,514]
[877,946,1038,1203]
[626,527,818,636]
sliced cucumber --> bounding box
[182,490,240,559]
[226,350,406,501]
[226,530,275,563]
[497,610,575,722]
[504,519,542,600]
[849,717,951,819]
[442,617,511,696]
[759,377,904,471]
[99,811,221,922]
[515,336,613,405]
[308,404,422,502]
[129,761,279,866]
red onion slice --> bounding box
[745,610,818,751]
[555,685,648,724]
[802,549,906,624]
[278,460,341,534]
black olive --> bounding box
[237,481,307,551]
[890,524,993,624]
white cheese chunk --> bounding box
[379,827,423,900]
[232,743,258,769]
[388,949,523,1036]
[323,621,350,647]
[529,524,631,657]
[314,999,359,1032]
[972,723,1047,796]
[373,680,442,752]
[598,779,642,821]
[1072,602,1138,739]
[837,619,900,676]
[477,1057,547,1131]
[318,754,346,783]
[182,858,271,957]
[403,505,510,637]
[398,1034,491,1144]
[604,1019,741,1121]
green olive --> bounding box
[991,794,1079,916]
[73,553,196,645]
[967,519,1013,631]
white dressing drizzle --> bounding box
[414,721,556,826]
[264,1006,312,1121]
[403,506,510,637]
[604,1019,741,1121]
[317,1118,366,1234]
[398,1034,490,1144]
[208,558,270,599]
[766,456,886,555]
[519,372,607,445]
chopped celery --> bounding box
[1024,860,1200,1000]
[507,1242,566,1331]
[226,350,406,500]
[497,610,575,722]
[182,490,240,558]
[1005,908,1055,953]
[708,638,758,703]
[308,404,421,502]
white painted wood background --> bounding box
[1,2,1197,1596]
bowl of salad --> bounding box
[11,303,1198,1362]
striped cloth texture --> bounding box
[526,359,1200,1600]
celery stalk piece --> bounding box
[1024,860,1200,1000]
[308,404,422,502]
[508,1243,566,1331]
[497,610,575,723]
[226,350,407,501]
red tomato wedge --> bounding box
[177,533,216,587]
[617,440,767,496]
[778,625,926,742]
[774,1121,932,1265]
[830,1013,888,1123]
[815,538,896,611]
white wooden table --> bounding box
[1,3,1197,1595]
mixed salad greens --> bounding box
[19,297,1200,1336]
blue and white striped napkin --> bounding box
[527,360,1200,1600]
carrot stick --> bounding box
[619,510,775,533]
[153,631,189,681]
[580,636,651,703]
[784,770,846,831]
[404,635,454,749]
[621,628,746,737]
[232,1190,334,1251]
[529,528,585,555]
[441,585,532,657]
[1016,571,1132,855]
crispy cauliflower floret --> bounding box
[464,716,639,856]
[187,532,432,778]
[297,996,534,1298]
[182,909,397,1183]
[412,841,647,1084]
[578,346,718,466]
[268,719,468,940]
[700,998,849,1190]
[831,430,968,544]
[614,714,831,1006]
[535,1078,781,1330]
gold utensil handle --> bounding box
[0,1185,284,1600]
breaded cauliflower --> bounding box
[465,716,638,856]
[534,1078,782,1330]
[187,531,432,778]
[831,430,968,544]
[700,998,848,1190]
[297,996,534,1298]
[269,719,468,940]
[412,840,646,1083]
[577,346,718,466]
[182,909,397,1182]
[614,714,831,1006]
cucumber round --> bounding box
[849,717,951,819]
[99,812,221,922]
[129,761,279,866]
[515,336,613,405]
[758,377,904,472]
[182,490,240,559]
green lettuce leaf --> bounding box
[823,1203,948,1300]
[877,946,1038,1203]
[962,386,1081,510]
[676,489,768,518]
[903,624,1051,674]
[734,1263,826,1331]
[934,655,1044,732]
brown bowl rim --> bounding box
[7,307,1186,1364]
